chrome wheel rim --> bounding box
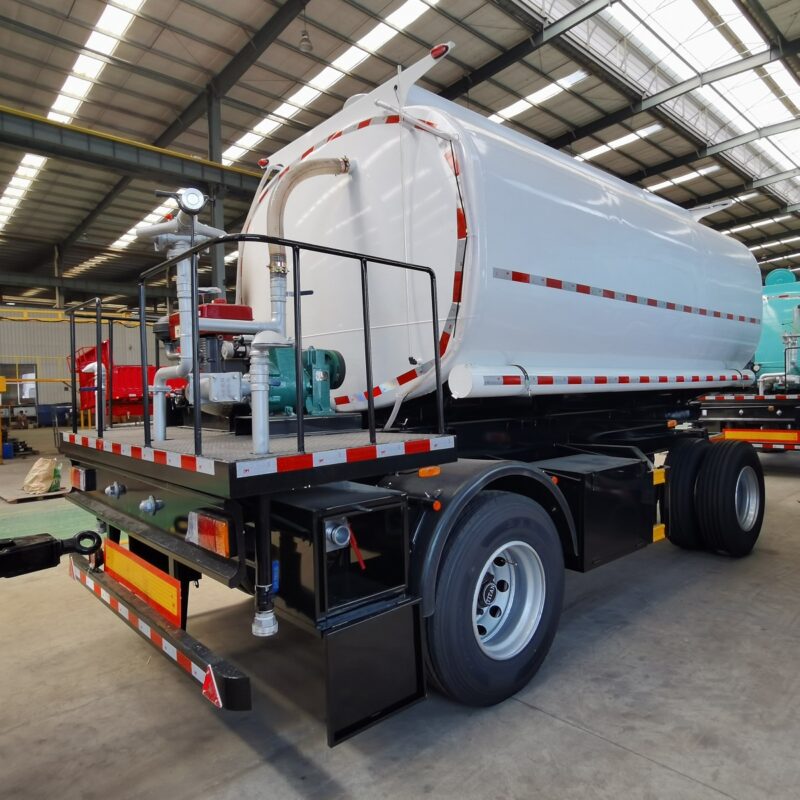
[735,465,760,531]
[472,540,546,661]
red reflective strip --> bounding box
[439,331,451,355]
[713,311,721,318]
[699,308,708,316]
[95,439,103,450]
[385,114,400,124]
[576,283,591,294]
[502,375,522,385]
[658,376,669,383]
[456,207,467,239]
[676,376,685,382]
[602,289,615,299]
[647,298,658,306]
[357,119,372,129]
[110,597,119,612]
[327,130,342,142]
[640,376,651,383]
[666,302,676,310]
[129,611,139,629]
[372,386,382,398]
[397,368,419,386]
[177,651,192,673]
[334,395,350,406]
[546,278,563,290]
[81,436,89,447]
[112,442,122,455]
[154,450,167,465]
[594,376,608,384]
[511,271,530,283]
[346,445,378,462]
[683,306,693,314]
[276,454,314,472]
[301,146,314,160]
[151,631,163,649]
[452,271,463,302]
[404,439,431,455]
[131,446,142,459]
[180,454,197,471]
[691,376,700,382]
[445,150,460,175]
[625,294,637,303]
[537,376,554,385]
[567,376,581,385]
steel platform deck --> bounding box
[60,426,457,498]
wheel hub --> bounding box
[471,540,546,661]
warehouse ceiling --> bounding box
[0,0,798,311]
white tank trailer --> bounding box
[15,45,768,748]
[239,45,761,412]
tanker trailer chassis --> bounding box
[2,224,766,746]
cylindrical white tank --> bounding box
[238,49,761,411]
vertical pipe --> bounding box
[139,282,151,448]
[360,258,376,444]
[69,312,77,434]
[429,273,444,435]
[154,327,161,369]
[292,246,305,453]
[95,299,103,439]
[190,229,202,456]
[107,319,114,429]
[207,88,226,293]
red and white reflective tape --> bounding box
[494,268,759,325]
[333,135,469,408]
[700,394,800,401]
[754,443,798,451]
[484,372,750,387]
[62,432,215,475]
[70,560,207,687]
[254,114,402,208]
[235,434,456,478]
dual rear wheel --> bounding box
[664,439,764,557]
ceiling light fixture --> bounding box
[299,8,313,53]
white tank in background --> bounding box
[238,44,761,412]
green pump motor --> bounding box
[267,346,346,416]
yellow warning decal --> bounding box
[652,523,666,542]
[105,540,181,627]
[652,468,666,486]
[723,429,799,443]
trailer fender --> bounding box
[380,458,577,617]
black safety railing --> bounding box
[138,233,446,458]
[67,300,164,439]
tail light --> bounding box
[70,466,95,491]
[186,511,230,558]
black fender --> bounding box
[380,458,577,617]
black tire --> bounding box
[426,491,564,707]
[695,440,765,557]
[664,438,710,550]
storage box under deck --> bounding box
[60,426,457,498]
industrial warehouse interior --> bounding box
[1,0,799,797]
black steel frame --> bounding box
[137,233,446,457]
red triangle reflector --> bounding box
[202,667,223,708]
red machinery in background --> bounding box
[68,341,186,421]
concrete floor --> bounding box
[1,444,799,799]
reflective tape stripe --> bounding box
[700,394,800,401]
[483,373,750,387]
[494,268,758,325]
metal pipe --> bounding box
[197,317,283,335]
[249,341,270,454]
[429,273,444,435]
[151,250,193,441]
[360,257,376,444]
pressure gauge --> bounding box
[178,187,205,214]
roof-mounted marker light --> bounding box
[430,43,449,60]
[257,158,269,169]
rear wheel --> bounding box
[695,440,764,557]
[426,491,564,706]
[664,438,710,550]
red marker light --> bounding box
[430,43,449,59]
[257,158,269,169]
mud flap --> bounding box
[325,597,425,746]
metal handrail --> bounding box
[137,233,446,457]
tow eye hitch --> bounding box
[0,531,103,579]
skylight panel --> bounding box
[0,0,143,235]
[646,165,720,193]
[490,70,587,124]
[219,0,441,166]
[575,123,662,161]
